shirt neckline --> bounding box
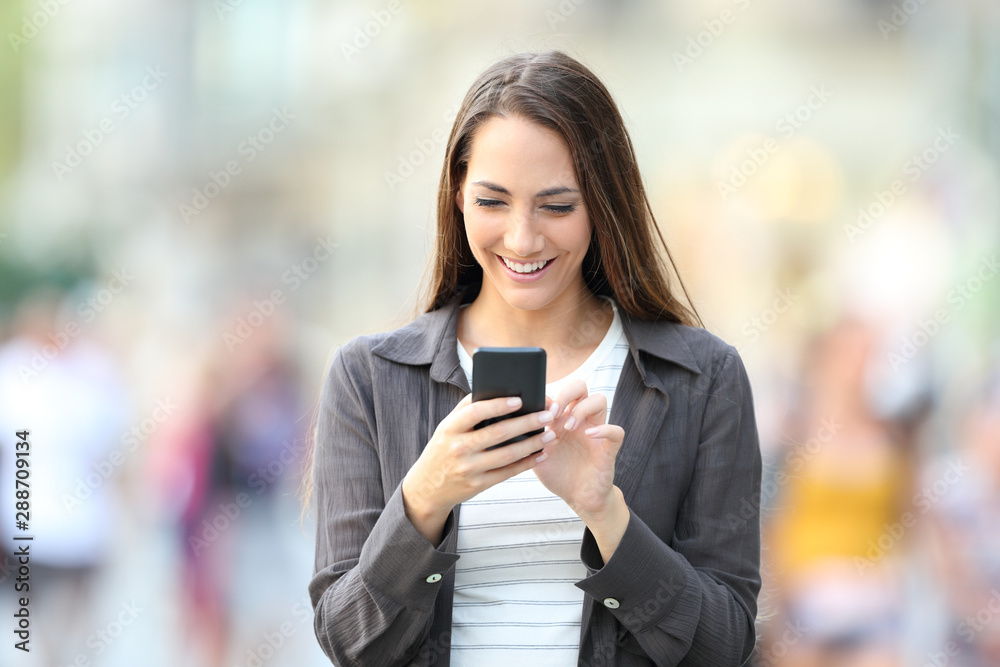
[456,296,622,386]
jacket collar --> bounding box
[370,284,702,390]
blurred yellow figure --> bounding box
[769,428,909,581]
[763,319,913,667]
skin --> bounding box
[400,115,630,565]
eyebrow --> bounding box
[471,180,579,197]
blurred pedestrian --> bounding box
[0,289,130,665]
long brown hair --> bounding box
[416,49,700,327]
[302,49,700,519]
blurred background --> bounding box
[0,0,998,665]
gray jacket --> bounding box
[309,285,762,666]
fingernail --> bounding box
[535,452,548,463]
[550,402,560,417]
[507,397,521,407]
[585,426,598,436]
[564,416,576,431]
[538,411,553,424]
[541,430,556,443]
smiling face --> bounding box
[455,114,593,314]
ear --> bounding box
[454,182,464,214]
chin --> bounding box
[495,287,558,310]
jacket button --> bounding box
[603,597,620,609]
[426,573,442,583]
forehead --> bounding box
[465,115,578,189]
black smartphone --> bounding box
[472,347,547,450]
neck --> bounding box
[460,280,611,353]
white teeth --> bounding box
[502,257,550,273]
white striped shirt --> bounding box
[451,296,628,664]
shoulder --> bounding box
[634,315,744,382]
[321,304,441,391]
[319,332,388,399]
[673,322,739,369]
[673,324,754,405]
[637,322,758,432]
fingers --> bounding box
[553,378,588,417]
[450,394,523,433]
[480,429,550,482]
[545,394,565,423]
[469,408,555,452]
[481,450,541,487]
[561,392,607,431]
[579,422,625,447]
[487,429,549,467]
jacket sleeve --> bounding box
[308,338,460,666]
[574,346,762,666]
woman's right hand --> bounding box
[400,394,558,545]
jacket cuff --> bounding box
[359,482,460,611]
[575,508,700,637]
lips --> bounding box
[499,255,551,273]
[495,253,556,282]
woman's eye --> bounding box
[472,198,576,214]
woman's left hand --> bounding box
[533,378,626,519]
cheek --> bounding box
[567,213,592,253]
[463,216,484,248]
[465,211,505,240]
[463,217,496,261]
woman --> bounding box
[309,50,762,666]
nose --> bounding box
[504,208,544,258]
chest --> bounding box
[367,353,704,544]
[457,338,603,385]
